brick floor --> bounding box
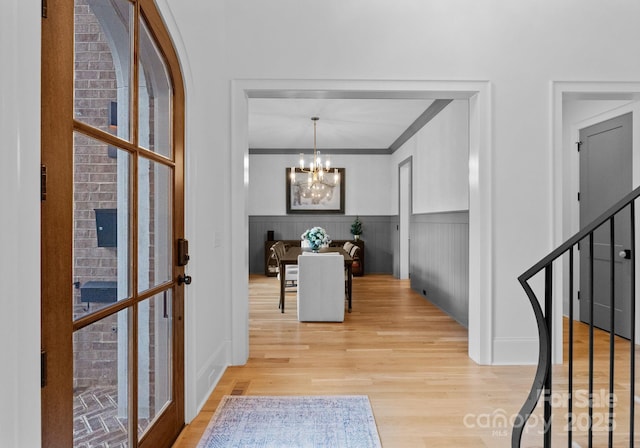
[74,386,150,448]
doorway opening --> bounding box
[231,80,493,365]
[553,82,640,361]
[398,157,412,279]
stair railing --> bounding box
[512,185,640,447]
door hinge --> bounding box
[577,291,581,301]
[577,192,580,201]
[42,0,48,18]
[576,141,582,152]
[41,350,47,388]
[41,165,47,201]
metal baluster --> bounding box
[631,202,636,448]
[544,264,553,447]
[512,187,640,446]
[569,247,574,448]
[609,217,615,447]
[589,232,594,448]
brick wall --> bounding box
[73,0,120,389]
[72,2,160,411]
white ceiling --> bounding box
[248,98,437,153]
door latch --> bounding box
[178,274,192,285]
[177,238,190,266]
[619,249,632,260]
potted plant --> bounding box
[350,216,362,241]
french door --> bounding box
[41,1,186,446]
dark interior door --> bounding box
[579,112,632,338]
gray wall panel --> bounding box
[250,212,468,327]
[410,211,469,327]
[249,215,394,274]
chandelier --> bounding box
[289,117,340,202]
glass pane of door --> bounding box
[74,0,132,141]
[138,291,173,438]
[73,309,130,447]
[138,17,172,158]
[73,133,131,320]
[59,1,184,447]
[138,158,173,292]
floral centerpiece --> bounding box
[301,226,331,252]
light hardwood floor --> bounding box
[171,274,638,448]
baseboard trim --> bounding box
[492,337,539,365]
[194,341,230,417]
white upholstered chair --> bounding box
[296,253,345,322]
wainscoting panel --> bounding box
[410,211,469,327]
[249,215,394,274]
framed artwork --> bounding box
[286,167,345,214]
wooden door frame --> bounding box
[41,0,74,445]
[41,1,185,446]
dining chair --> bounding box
[296,253,345,322]
[342,241,354,254]
[270,242,298,290]
[349,245,360,259]
[342,245,359,292]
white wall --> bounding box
[196,0,640,368]
[416,100,470,213]
[1,0,41,446]
[8,0,640,441]
[249,154,394,215]
[249,99,470,217]
[154,0,235,420]
[391,100,470,214]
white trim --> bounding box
[491,337,540,365]
[230,81,250,364]
[398,156,412,280]
[468,85,494,364]
[231,79,494,365]
[194,341,230,416]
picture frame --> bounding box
[286,167,345,214]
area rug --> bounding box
[197,395,382,448]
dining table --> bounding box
[278,246,353,313]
